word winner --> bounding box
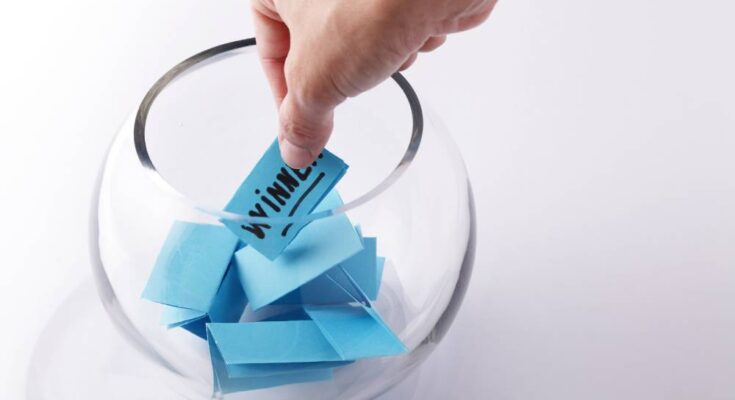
[221,140,349,260]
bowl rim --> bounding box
[133,38,424,225]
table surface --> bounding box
[2,1,734,399]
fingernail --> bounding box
[279,138,315,169]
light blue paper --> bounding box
[222,139,348,260]
[341,237,378,299]
[375,257,386,298]
[226,361,351,379]
[208,262,248,323]
[161,306,206,329]
[160,304,210,338]
[208,332,334,394]
[142,221,239,312]
[220,368,333,394]
[353,225,385,300]
[235,191,363,309]
[272,234,381,305]
[160,263,248,339]
[261,308,312,322]
[328,264,372,304]
[209,269,404,365]
[207,321,343,364]
[205,270,404,393]
[181,315,209,339]
[270,271,357,305]
[304,304,407,360]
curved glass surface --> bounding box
[133,38,423,224]
[92,39,475,399]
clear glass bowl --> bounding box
[91,38,476,399]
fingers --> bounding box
[254,0,326,168]
[276,40,350,168]
[399,35,446,71]
[450,0,497,33]
[274,0,396,168]
[251,0,494,168]
[278,92,335,168]
[419,35,446,52]
[251,3,290,106]
[399,53,418,71]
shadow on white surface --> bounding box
[25,280,424,399]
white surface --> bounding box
[1,1,734,399]
[25,279,424,400]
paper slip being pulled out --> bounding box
[222,139,348,260]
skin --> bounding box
[252,0,498,168]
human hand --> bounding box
[252,0,497,167]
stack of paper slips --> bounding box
[142,140,405,394]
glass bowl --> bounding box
[91,38,475,399]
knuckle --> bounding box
[280,111,329,147]
[284,52,347,107]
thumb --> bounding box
[278,91,336,168]
[272,0,411,167]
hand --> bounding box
[252,0,497,167]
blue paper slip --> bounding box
[217,368,333,394]
[222,139,348,260]
[205,271,404,393]
[207,275,404,364]
[347,225,385,300]
[142,221,239,312]
[160,262,248,339]
[272,232,380,305]
[341,237,379,299]
[207,321,344,364]
[161,307,209,338]
[179,314,209,339]
[226,361,351,379]
[262,308,312,322]
[208,262,248,323]
[208,333,335,394]
[304,304,407,360]
[375,257,386,297]
[161,307,206,329]
[235,191,363,309]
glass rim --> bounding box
[134,38,423,225]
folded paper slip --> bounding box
[304,304,407,360]
[142,221,239,312]
[273,239,381,305]
[159,262,247,339]
[207,305,405,365]
[208,334,337,394]
[226,360,352,379]
[208,321,342,364]
[235,191,363,309]
[222,139,348,260]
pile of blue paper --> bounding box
[142,141,406,394]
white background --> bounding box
[2,0,734,399]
